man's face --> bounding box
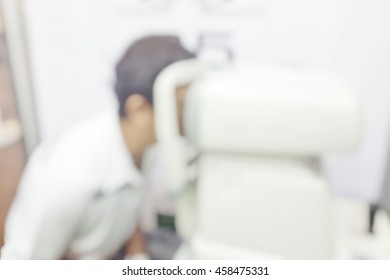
[123,86,189,146]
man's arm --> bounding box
[125,224,149,259]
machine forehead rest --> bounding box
[184,64,361,156]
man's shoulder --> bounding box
[44,113,109,159]
[28,111,117,190]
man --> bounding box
[0,35,195,259]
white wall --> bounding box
[324,0,390,203]
[20,0,390,203]
[22,0,116,140]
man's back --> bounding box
[1,110,145,259]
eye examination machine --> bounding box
[5,0,390,261]
[154,60,362,259]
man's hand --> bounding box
[125,224,149,259]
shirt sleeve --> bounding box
[1,153,88,260]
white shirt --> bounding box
[1,110,145,259]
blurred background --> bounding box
[1,0,390,259]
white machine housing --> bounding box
[185,64,360,156]
[154,61,361,259]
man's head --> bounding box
[114,36,195,160]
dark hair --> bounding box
[114,35,196,117]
